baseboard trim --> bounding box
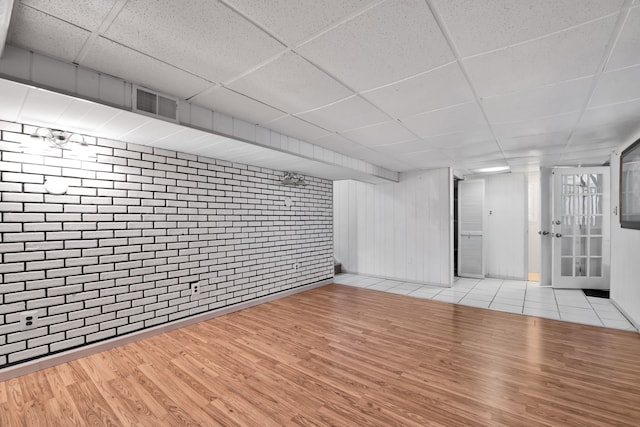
[338,271,450,288]
[610,298,640,333]
[0,279,333,382]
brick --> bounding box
[8,346,48,363]
[50,336,85,352]
[2,172,43,183]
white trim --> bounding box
[0,279,333,381]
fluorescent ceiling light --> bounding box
[474,166,510,173]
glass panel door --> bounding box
[552,168,610,289]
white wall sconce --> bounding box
[281,172,307,187]
[20,127,96,160]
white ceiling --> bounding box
[5,0,640,174]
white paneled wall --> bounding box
[610,150,640,328]
[334,169,452,286]
[485,173,527,280]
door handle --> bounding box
[538,230,550,235]
[554,233,562,238]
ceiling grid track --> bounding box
[560,0,634,162]
[424,0,508,167]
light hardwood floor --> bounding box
[2,284,640,426]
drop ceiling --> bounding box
[4,0,640,174]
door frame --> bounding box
[550,166,611,289]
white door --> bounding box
[551,167,610,289]
[458,179,485,278]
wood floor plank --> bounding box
[1,283,639,426]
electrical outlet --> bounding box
[293,262,300,271]
[191,282,200,296]
[19,311,38,330]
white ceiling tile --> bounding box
[464,16,617,97]
[0,78,29,122]
[500,132,569,153]
[341,121,416,147]
[433,0,623,57]
[8,3,90,62]
[590,64,640,107]
[192,86,286,125]
[401,102,488,138]
[312,133,365,156]
[492,112,581,138]
[354,150,414,171]
[483,77,592,123]
[572,119,640,146]
[90,110,153,138]
[373,139,433,155]
[440,141,503,159]
[394,149,454,169]
[580,98,640,128]
[228,52,352,113]
[265,115,330,141]
[297,0,454,91]
[606,7,640,70]
[297,96,388,132]
[20,0,117,30]
[363,62,475,119]
[18,88,74,126]
[81,37,212,99]
[103,0,285,82]
[420,129,496,150]
[119,119,183,144]
[503,145,566,159]
[74,103,135,133]
[225,0,376,45]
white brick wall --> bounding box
[0,120,333,368]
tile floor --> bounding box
[334,273,637,332]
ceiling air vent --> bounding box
[133,86,178,122]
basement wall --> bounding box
[0,120,334,368]
[333,168,452,286]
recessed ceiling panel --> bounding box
[342,121,416,147]
[401,102,488,138]
[103,0,285,82]
[8,3,90,62]
[20,0,118,30]
[224,0,376,45]
[482,77,592,124]
[228,52,352,113]
[606,6,640,70]
[464,16,616,97]
[433,0,623,57]
[590,64,640,107]
[264,115,330,141]
[363,62,475,119]
[297,96,388,132]
[81,37,213,99]
[192,86,286,125]
[297,0,454,91]
[492,112,581,139]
